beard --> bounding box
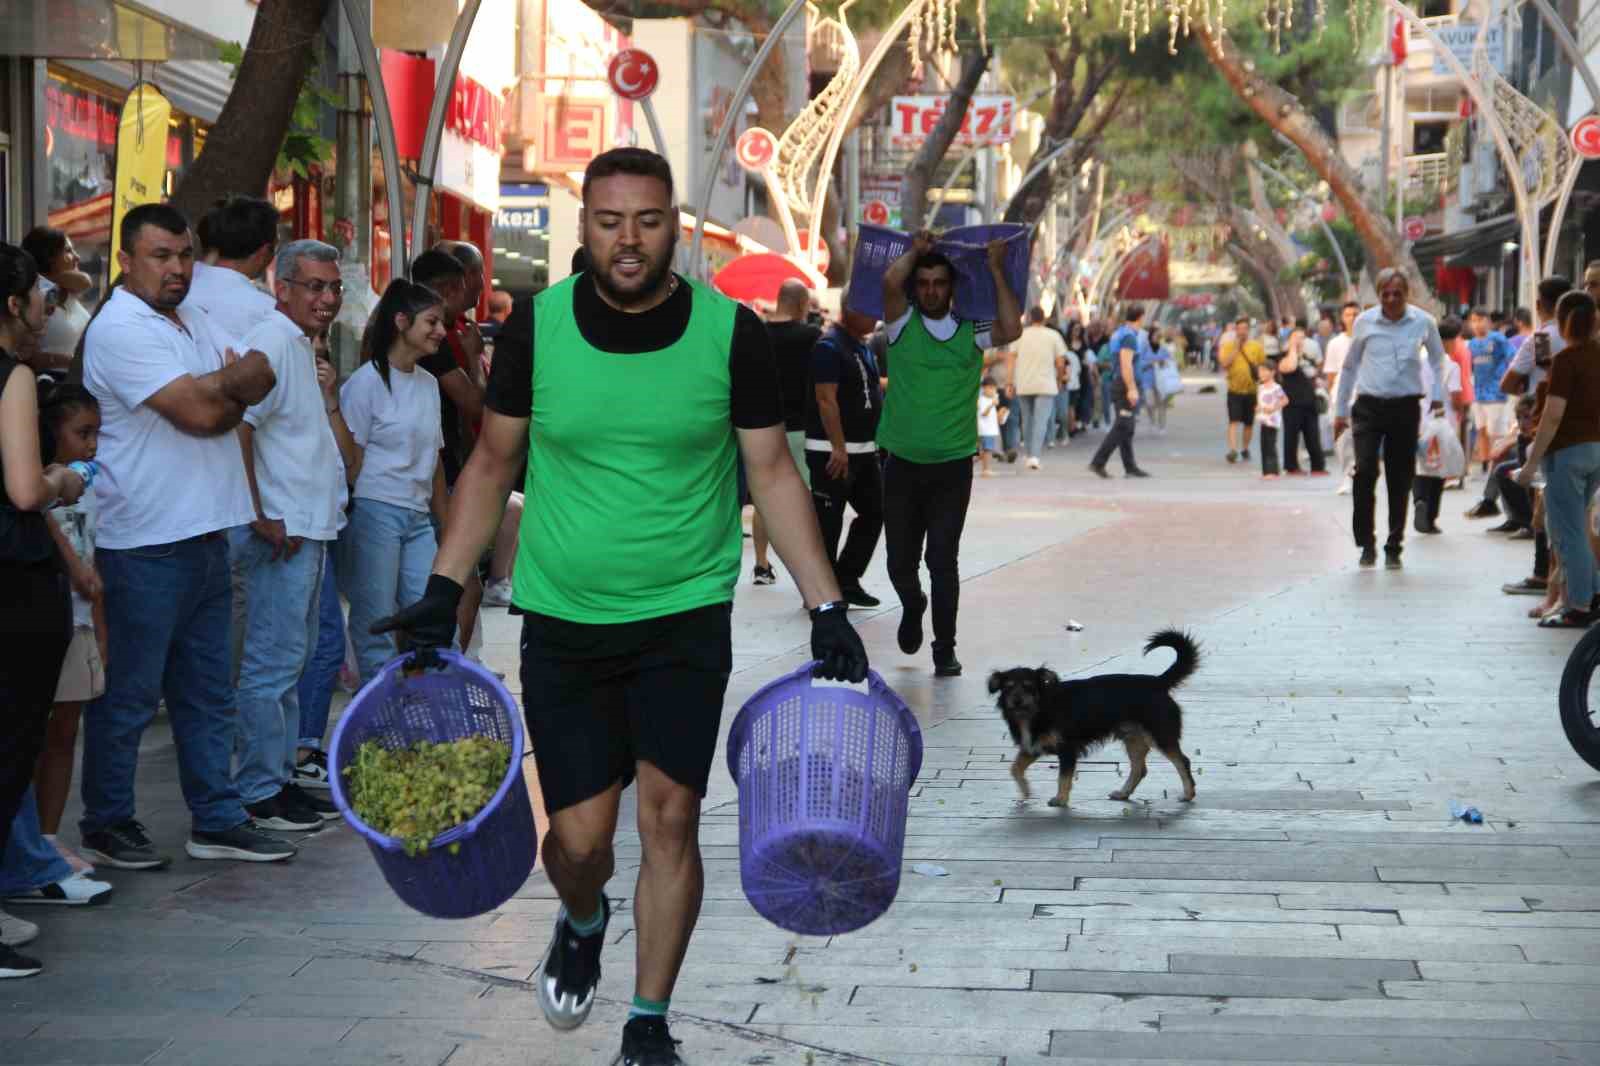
[588,234,678,310]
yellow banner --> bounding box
[110,83,172,281]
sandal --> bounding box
[1538,607,1596,628]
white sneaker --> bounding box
[483,579,514,607]
[4,873,113,907]
[0,908,39,946]
[1026,457,1041,470]
[1336,477,1352,496]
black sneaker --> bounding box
[292,749,332,791]
[897,592,928,655]
[1384,548,1403,570]
[1359,546,1377,568]
[1465,500,1501,519]
[620,1015,684,1065]
[933,652,963,678]
[244,793,322,832]
[1241,449,1251,461]
[80,820,169,870]
[537,894,610,1030]
[1486,519,1522,534]
[281,783,340,823]
[752,565,777,586]
[1225,450,1238,464]
[1087,463,1110,479]
[840,584,881,608]
[1503,577,1549,596]
[0,942,42,979]
[1125,467,1152,478]
[186,821,298,862]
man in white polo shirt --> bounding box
[185,194,278,342]
[79,203,296,870]
[229,239,360,833]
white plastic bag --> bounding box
[1154,361,1184,396]
[1590,483,1600,538]
[1417,415,1466,478]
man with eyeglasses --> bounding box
[228,240,360,834]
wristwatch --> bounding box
[809,600,848,620]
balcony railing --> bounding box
[1405,151,1454,193]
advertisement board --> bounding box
[888,95,1016,150]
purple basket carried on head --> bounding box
[726,664,923,936]
[329,650,536,919]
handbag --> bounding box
[1154,361,1183,397]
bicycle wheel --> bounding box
[1557,624,1600,772]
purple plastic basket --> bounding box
[329,650,536,919]
[726,664,923,936]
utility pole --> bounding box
[1377,61,1391,227]
[332,1,375,379]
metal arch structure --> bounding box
[1380,0,1536,307]
[1522,0,1600,275]
[410,0,484,267]
[771,6,861,217]
[337,0,408,288]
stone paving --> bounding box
[6,381,1600,1065]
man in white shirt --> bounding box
[185,195,279,343]
[1010,306,1068,468]
[230,240,361,833]
[79,202,294,870]
[1323,301,1360,493]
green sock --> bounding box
[629,994,669,1020]
[567,901,606,937]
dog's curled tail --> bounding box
[1144,629,1201,689]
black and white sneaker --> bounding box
[620,1015,684,1065]
[80,820,169,870]
[4,874,113,906]
[292,749,332,791]
[537,894,610,1030]
[0,942,42,979]
[281,783,340,823]
[244,793,322,832]
[751,565,777,586]
[186,822,298,862]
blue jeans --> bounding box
[81,535,246,835]
[338,499,435,687]
[1541,442,1600,609]
[296,551,346,752]
[1053,391,1073,439]
[228,529,327,804]
[0,786,71,895]
[1021,395,1056,459]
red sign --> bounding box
[539,98,609,169]
[888,95,1015,149]
[447,76,504,154]
[381,52,503,157]
[607,49,659,102]
[1571,115,1600,160]
[735,127,778,172]
[1403,216,1427,241]
[862,199,890,226]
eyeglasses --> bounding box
[36,276,60,309]
[283,278,344,297]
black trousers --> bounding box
[806,450,884,587]
[1260,425,1280,475]
[0,559,71,855]
[1351,394,1423,551]
[1090,405,1139,471]
[1413,476,1444,531]
[1282,405,1326,473]
[882,454,973,655]
[1493,459,1534,529]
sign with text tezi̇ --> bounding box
[1431,24,1507,76]
[888,95,1016,150]
[846,223,1030,324]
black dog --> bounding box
[987,629,1200,808]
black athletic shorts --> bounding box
[1226,392,1257,425]
[519,602,733,813]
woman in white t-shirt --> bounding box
[336,280,449,684]
[20,228,93,375]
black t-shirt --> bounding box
[804,325,882,446]
[767,319,821,432]
[419,327,470,485]
[485,274,782,430]
[1274,355,1317,409]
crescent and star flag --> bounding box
[110,83,172,281]
[1389,15,1408,66]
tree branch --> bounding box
[902,43,992,231]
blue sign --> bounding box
[496,207,548,231]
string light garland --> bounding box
[1012,0,1351,55]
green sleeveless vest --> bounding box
[876,313,984,464]
[511,276,741,622]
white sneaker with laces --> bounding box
[0,908,39,946]
[1026,457,1041,470]
[5,873,113,907]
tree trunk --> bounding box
[901,45,991,232]
[1192,22,1437,314]
[1227,242,1284,322]
[1176,151,1306,321]
[1002,52,1125,227]
[171,0,330,221]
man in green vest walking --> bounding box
[877,231,1023,677]
[373,148,867,1066]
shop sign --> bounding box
[888,95,1015,149]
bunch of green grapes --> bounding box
[343,736,512,857]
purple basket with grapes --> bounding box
[329,650,536,919]
[726,664,923,936]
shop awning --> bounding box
[0,1,224,60]
[1411,213,1518,272]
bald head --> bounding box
[775,279,810,319]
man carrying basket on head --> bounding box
[373,147,868,1066]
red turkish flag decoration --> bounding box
[1389,15,1408,65]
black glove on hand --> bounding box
[371,574,462,661]
[810,603,869,683]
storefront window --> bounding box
[492,184,550,298]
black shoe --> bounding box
[621,1015,683,1065]
[1508,527,1535,541]
[80,820,169,870]
[1384,548,1403,569]
[1359,546,1377,568]
[292,749,332,791]
[1486,519,1522,534]
[1241,449,1251,461]
[1225,450,1238,464]
[281,783,340,823]
[1502,577,1548,596]
[1125,467,1151,478]
[244,793,322,832]
[537,894,610,1030]
[1465,500,1501,519]
[933,652,963,677]
[1088,463,1110,479]
[187,821,297,862]
[897,593,928,655]
[1418,524,1442,535]
[1004,450,1018,464]
[840,584,881,608]
[751,565,777,586]
[0,942,42,979]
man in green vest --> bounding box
[373,148,867,1066]
[877,231,1023,677]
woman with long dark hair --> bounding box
[336,279,450,684]
[0,243,85,977]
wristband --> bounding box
[809,600,848,620]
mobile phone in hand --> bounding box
[1534,332,1552,368]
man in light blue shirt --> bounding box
[1331,268,1447,569]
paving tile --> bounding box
[1030,970,1384,999]
[1044,1029,1600,1064]
[1157,1013,1600,1041]
[1167,954,1418,980]
[5,1040,171,1065]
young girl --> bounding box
[977,377,1001,477]
[337,280,450,685]
[1255,362,1287,479]
[35,385,104,874]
